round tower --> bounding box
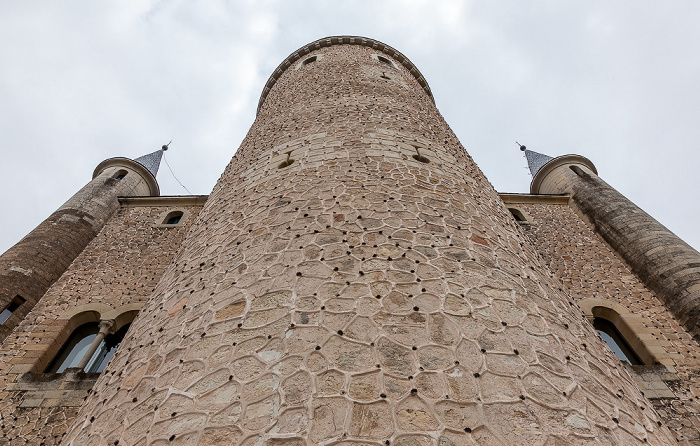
[0,151,161,341]
[531,152,700,342]
[64,37,675,445]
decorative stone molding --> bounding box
[119,195,208,207]
[498,193,570,205]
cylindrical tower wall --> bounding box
[64,38,675,445]
[535,161,700,342]
[0,162,155,341]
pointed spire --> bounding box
[519,144,554,177]
[133,148,165,178]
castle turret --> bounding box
[528,149,700,342]
[0,149,162,341]
[64,37,675,445]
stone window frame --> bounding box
[506,205,534,225]
[34,303,142,373]
[295,54,324,70]
[154,208,190,228]
[577,297,674,368]
[371,53,398,69]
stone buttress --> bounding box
[63,37,677,445]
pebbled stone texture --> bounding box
[0,202,201,445]
[519,200,700,444]
[536,162,700,344]
[62,38,676,445]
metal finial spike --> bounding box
[162,140,172,151]
[516,141,526,152]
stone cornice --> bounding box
[498,193,570,204]
[118,195,208,207]
[530,154,598,195]
[257,35,435,115]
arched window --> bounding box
[593,317,643,365]
[508,208,526,222]
[113,170,128,180]
[84,323,130,373]
[164,211,183,225]
[45,320,130,373]
[45,322,99,373]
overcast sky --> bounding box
[1,1,699,255]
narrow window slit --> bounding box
[0,295,25,324]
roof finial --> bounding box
[162,140,172,151]
[520,144,555,177]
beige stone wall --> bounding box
[516,199,700,443]
[0,200,202,445]
[63,40,675,445]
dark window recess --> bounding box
[114,170,127,180]
[164,211,184,225]
[594,318,643,365]
[508,208,525,222]
[45,322,131,373]
[0,295,25,324]
[46,323,99,373]
[85,323,130,373]
[570,165,585,177]
[377,55,393,66]
[302,55,317,66]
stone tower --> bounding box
[0,149,161,341]
[526,149,700,343]
[59,36,677,445]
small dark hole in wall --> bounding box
[113,170,127,181]
[377,56,393,66]
[302,56,317,66]
[278,159,295,169]
[412,154,430,164]
[570,165,585,177]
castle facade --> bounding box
[0,36,698,445]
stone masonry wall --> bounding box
[63,39,676,445]
[518,200,700,444]
[0,200,202,445]
[0,165,153,342]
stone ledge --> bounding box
[12,369,99,408]
[119,195,208,207]
[498,193,570,205]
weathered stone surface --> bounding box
[1,36,684,445]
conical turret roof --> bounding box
[133,149,164,178]
[523,149,554,177]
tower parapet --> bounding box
[0,150,162,341]
[530,152,700,342]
